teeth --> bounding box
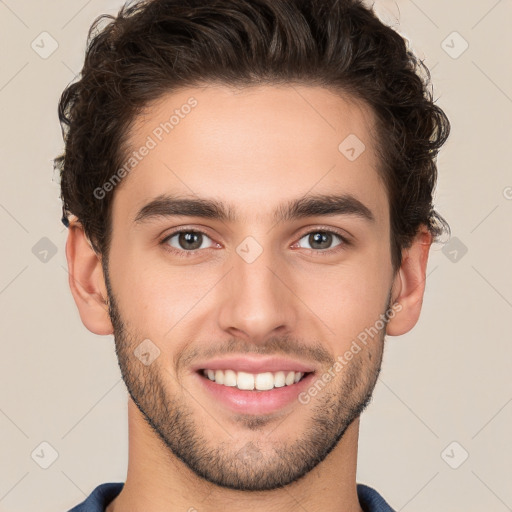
[274,371,286,388]
[202,369,306,391]
[223,369,237,386]
[214,369,224,385]
[255,372,274,391]
[237,371,254,390]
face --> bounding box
[103,84,397,491]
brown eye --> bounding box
[163,230,214,252]
[297,231,344,251]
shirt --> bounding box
[68,482,396,511]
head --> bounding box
[57,0,450,492]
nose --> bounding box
[216,242,299,343]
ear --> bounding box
[386,225,432,336]
[65,219,114,335]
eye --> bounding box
[160,227,350,259]
[295,230,348,252]
[161,229,216,255]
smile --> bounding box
[195,369,316,415]
[201,368,309,391]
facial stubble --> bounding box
[103,263,388,492]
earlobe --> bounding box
[65,220,114,335]
[386,226,432,336]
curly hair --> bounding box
[54,0,450,272]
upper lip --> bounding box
[191,356,316,374]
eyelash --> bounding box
[159,227,351,259]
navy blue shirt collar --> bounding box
[68,482,395,511]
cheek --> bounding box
[109,247,220,339]
[107,243,167,335]
[296,255,391,344]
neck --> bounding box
[107,399,364,512]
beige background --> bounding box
[0,1,511,511]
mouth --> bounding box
[198,368,312,391]
[194,367,316,415]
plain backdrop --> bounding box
[0,1,511,511]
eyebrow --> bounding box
[133,193,375,225]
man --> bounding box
[55,0,450,510]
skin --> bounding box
[66,84,432,512]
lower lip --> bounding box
[194,371,315,415]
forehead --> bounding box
[113,83,387,226]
